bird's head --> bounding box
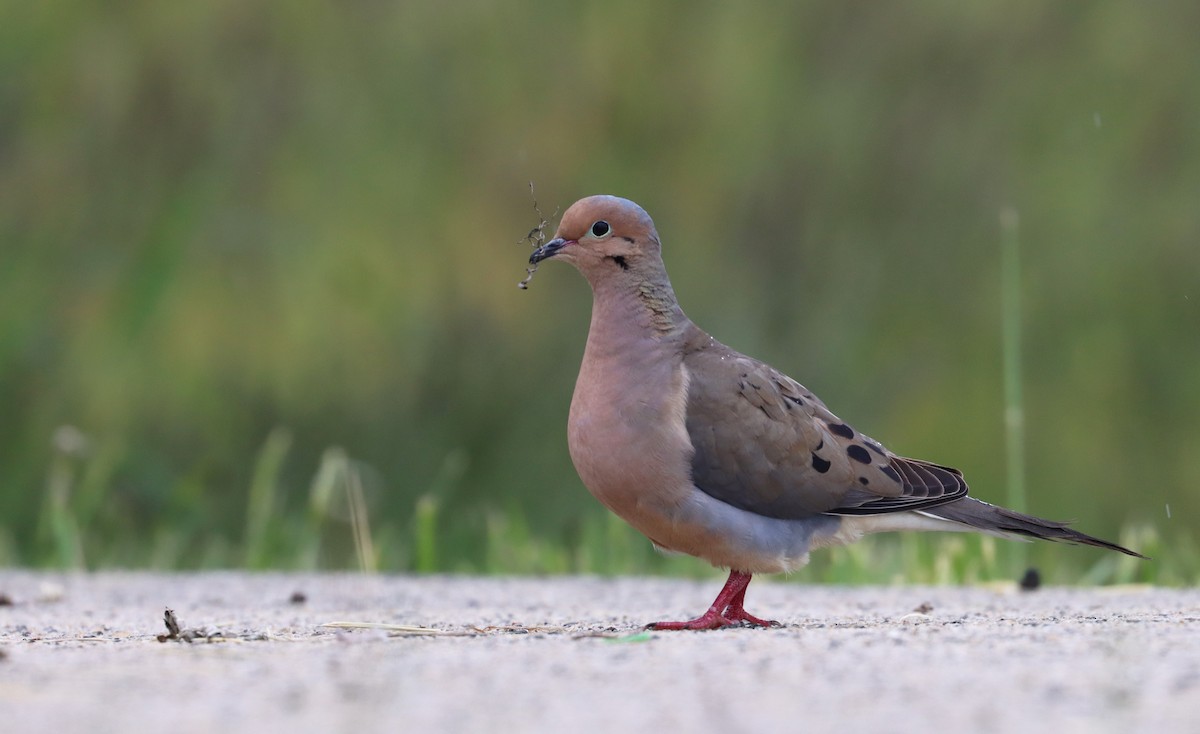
[529,195,663,282]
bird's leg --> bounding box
[645,571,747,630]
[646,570,776,631]
[721,575,780,627]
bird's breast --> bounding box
[567,354,694,532]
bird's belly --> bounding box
[660,488,843,573]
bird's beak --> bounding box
[529,238,569,264]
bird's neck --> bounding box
[586,271,690,350]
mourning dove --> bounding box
[527,195,1143,631]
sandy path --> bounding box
[1,572,1197,733]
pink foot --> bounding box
[723,577,781,627]
[646,610,737,631]
[723,607,780,628]
[645,570,782,631]
[646,610,778,631]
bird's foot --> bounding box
[723,606,781,628]
[645,570,782,631]
[646,606,779,631]
[645,610,735,631]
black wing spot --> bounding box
[865,439,887,456]
[828,422,855,439]
[846,445,872,464]
[858,476,870,485]
[811,454,831,473]
[880,465,902,483]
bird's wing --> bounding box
[682,338,967,520]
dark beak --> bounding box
[529,238,568,265]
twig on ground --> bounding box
[156,608,228,643]
[321,621,449,636]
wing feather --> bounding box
[681,332,968,521]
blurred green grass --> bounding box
[1,1,1197,583]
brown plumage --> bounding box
[528,195,1144,631]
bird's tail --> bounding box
[919,497,1147,558]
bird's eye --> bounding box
[590,220,611,238]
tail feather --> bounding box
[922,497,1147,559]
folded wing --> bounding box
[683,337,968,521]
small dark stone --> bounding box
[1019,567,1041,591]
[289,591,307,605]
[0,593,13,607]
[846,445,872,464]
[828,423,855,439]
[811,454,831,473]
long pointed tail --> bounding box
[922,497,1147,558]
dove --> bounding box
[527,195,1143,631]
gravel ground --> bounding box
[1,572,1198,734]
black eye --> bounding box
[590,220,610,237]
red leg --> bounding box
[646,571,777,631]
[723,578,780,627]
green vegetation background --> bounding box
[2,2,1196,583]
